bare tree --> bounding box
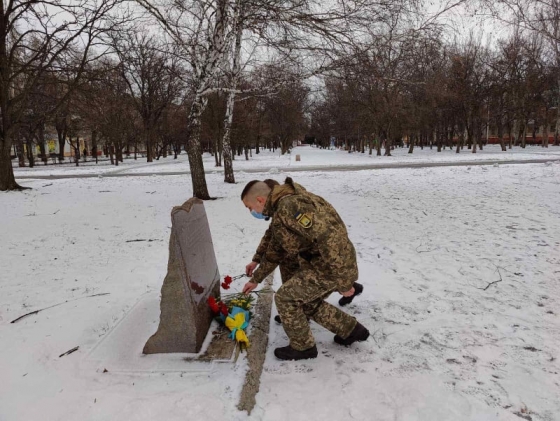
[81,60,138,166]
[112,30,182,163]
[136,0,421,197]
[0,0,127,191]
[482,0,560,145]
[135,0,232,199]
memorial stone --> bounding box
[143,198,220,354]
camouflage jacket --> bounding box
[251,227,271,263]
[251,177,358,291]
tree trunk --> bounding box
[222,0,244,185]
[155,141,160,160]
[73,137,80,166]
[26,139,35,168]
[555,106,560,146]
[384,137,392,156]
[520,120,527,148]
[92,130,98,164]
[57,131,66,161]
[214,138,220,166]
[408,135,415,154]
[37,125,47,165]
[0,138,25,191]
[472,123,479,153]
[222,88,236,183]
[456,129,464,153]
[37,139,46,165]
[17,141,25,167]
[117,142,123,163]
[113,145,119,165]
[497,115,506,151]
[513,118,520,146]
[498,122,506,152]
[186,94,211,200]
[146,127,153,162]
[436,129,442,152]
[542,123,549,148]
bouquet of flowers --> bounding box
[208,274,256,350]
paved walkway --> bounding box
[14,158,560,180]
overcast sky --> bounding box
[428,0,511,46]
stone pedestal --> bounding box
[143,198,220,354]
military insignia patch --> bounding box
[294,211,313,228]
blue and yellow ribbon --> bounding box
[224,306,250,347]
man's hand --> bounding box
[242,281,258,294]
[245,261,258,276]
[339,287,355,297]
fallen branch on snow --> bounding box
[24,209,60,217]
[10,293,110,323]
[477,269,503,291]
[59,346,79,358]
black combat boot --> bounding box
[274,345,318,361]
[338,282,364,306]
[334,322,370,346]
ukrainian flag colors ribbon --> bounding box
[224,307,250,347]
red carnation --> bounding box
[224,275,233,285]
[208,296,219,314]
[220,302,229,316]
[221,282,230,290]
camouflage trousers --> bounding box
[275,267,358,351]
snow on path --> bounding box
[12,144,560,178]
[1,161,559,421]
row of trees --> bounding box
[1,0,421,195]
[1,0,558,197]
[309,26,559,155]
[11,50,310,168]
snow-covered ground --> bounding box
[12,144,560,178]
[2,150,560,421]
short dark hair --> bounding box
[241,180,260,200]
[241,179,279,200]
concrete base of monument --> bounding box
[85,292,237,374]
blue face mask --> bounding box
[251,210,267,220]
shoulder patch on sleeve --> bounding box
[294,211,313,228]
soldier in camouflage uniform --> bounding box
[246,181,364,322]
[241,177,370,360]
[247,226,300,324]
[245,179,313,323]
[246,181,301,291]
